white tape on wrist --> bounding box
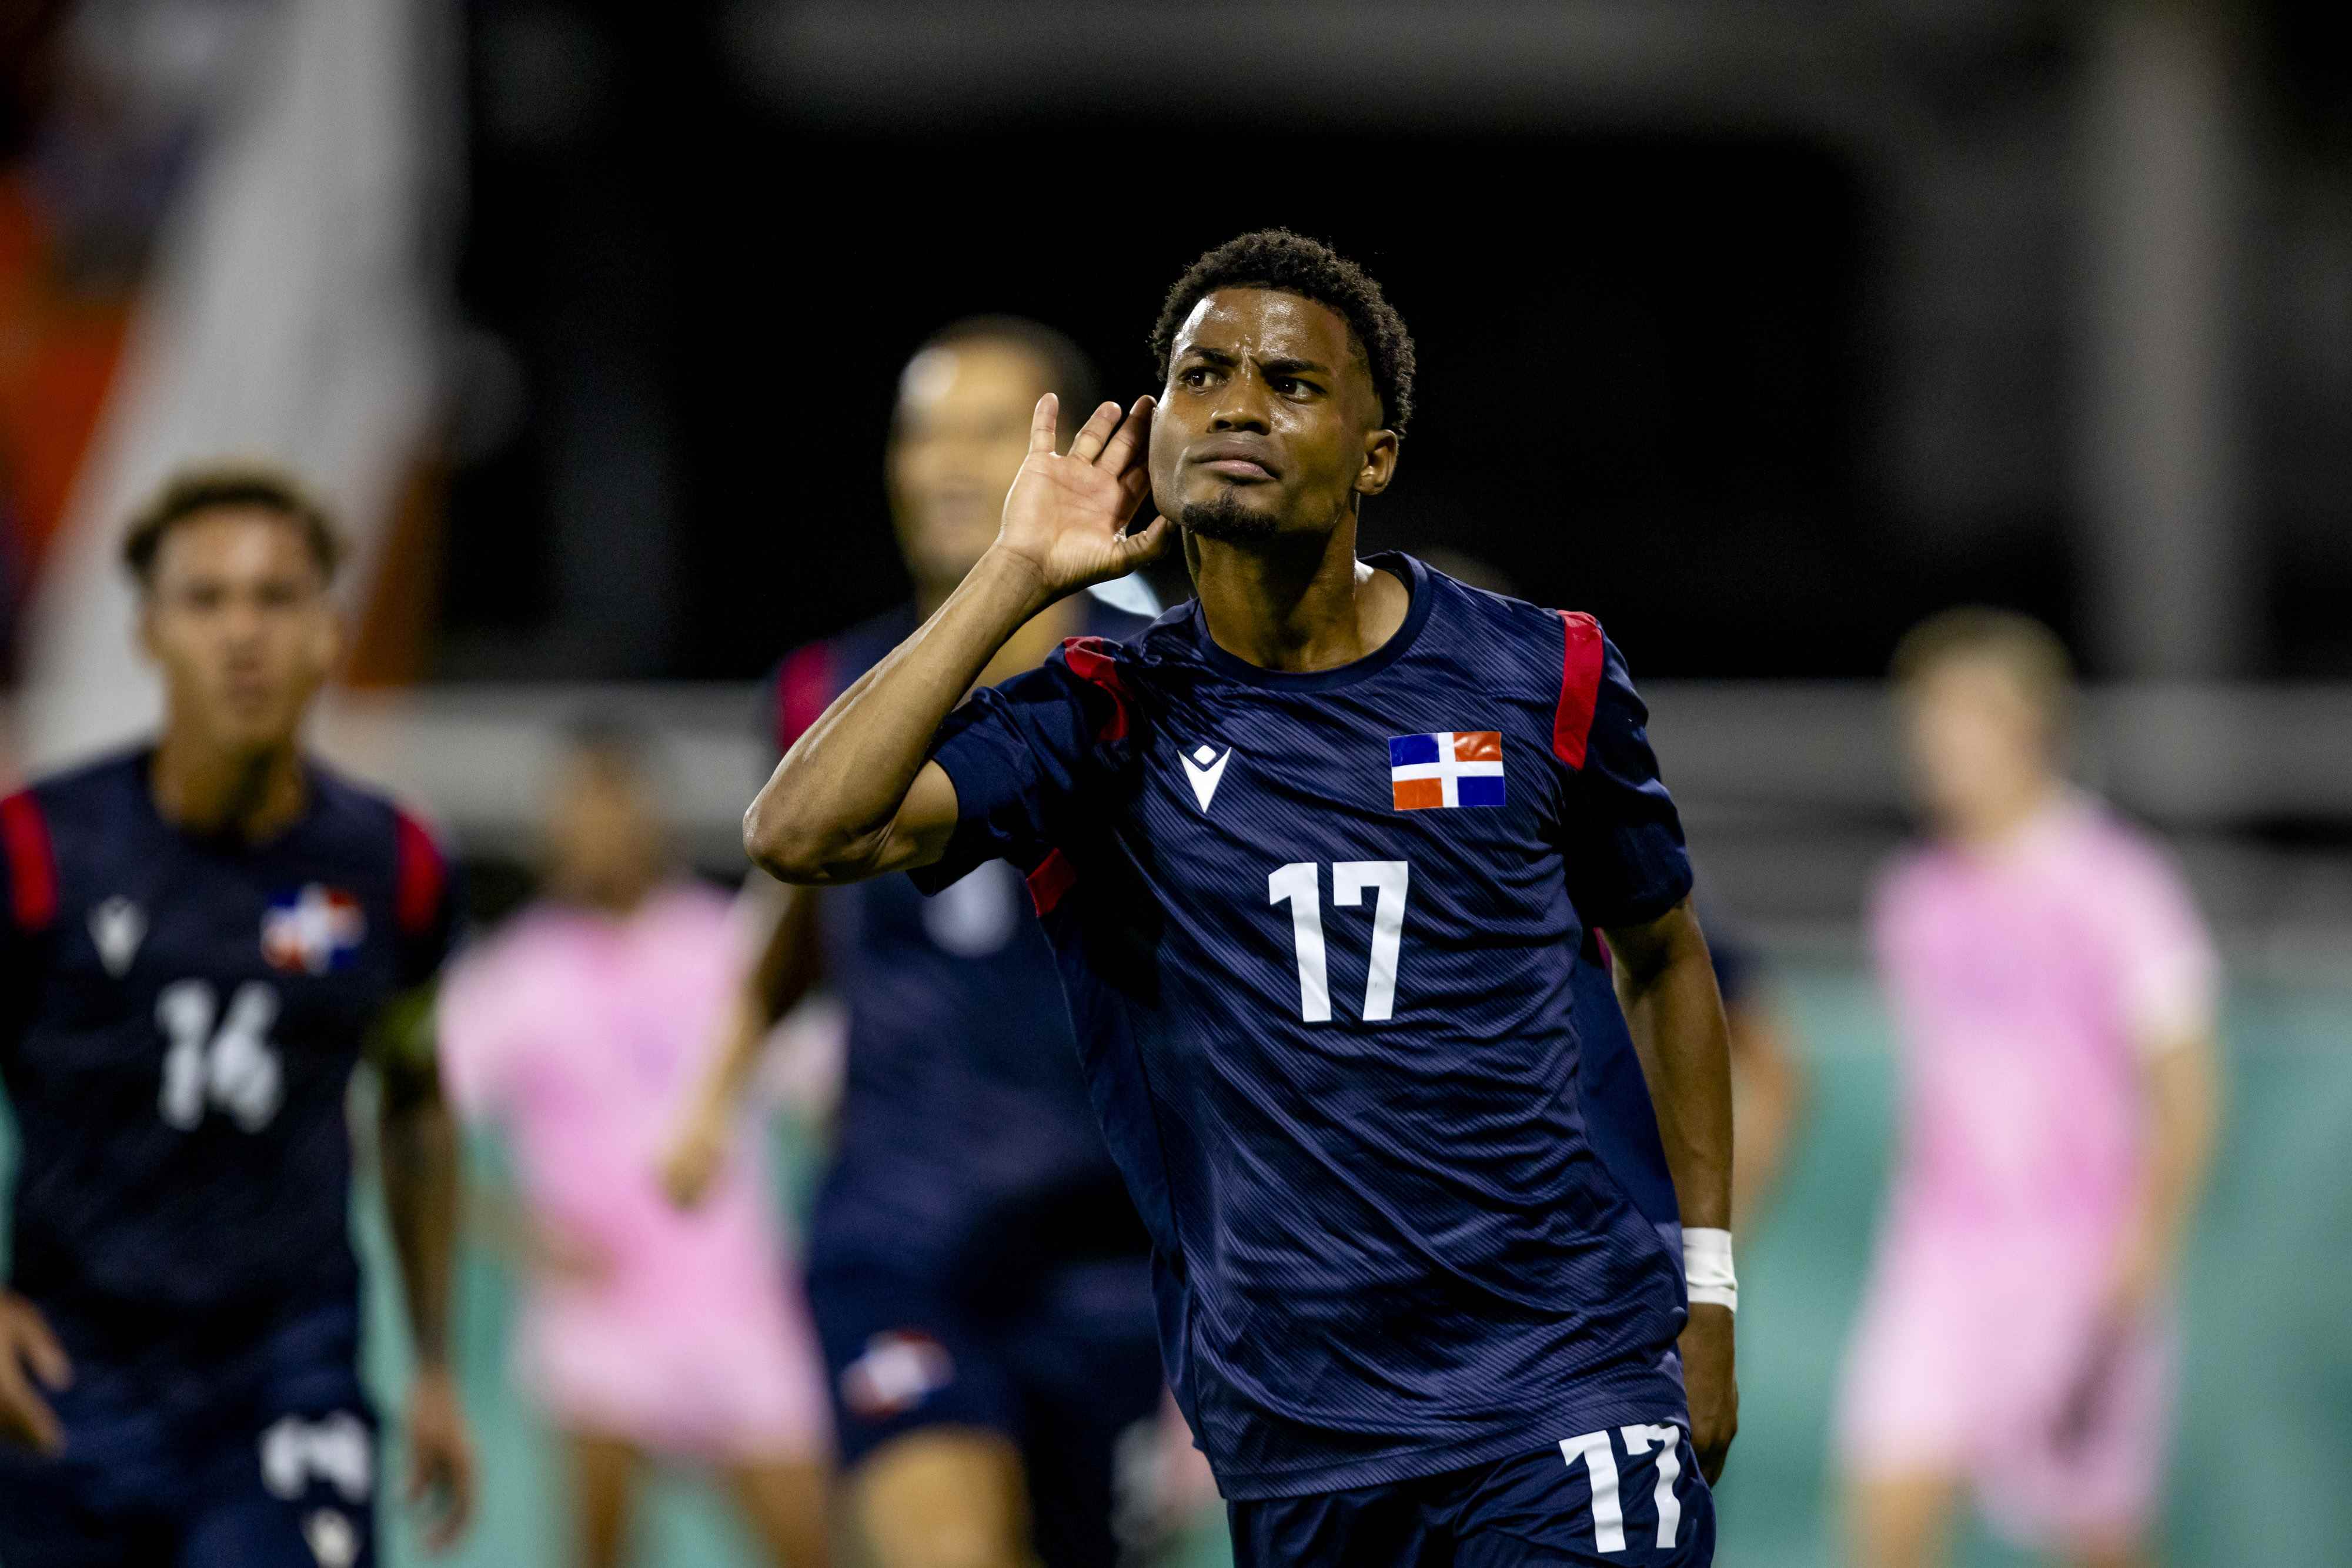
[1683,1226,1737,1313]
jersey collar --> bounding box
[1185,550,1434,693]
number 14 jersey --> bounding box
[0,750,459,1348]
[916,552,1697,1500]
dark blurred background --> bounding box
[430,1,2352,685]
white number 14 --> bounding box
[1267,860,1410,1023]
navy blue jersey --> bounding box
[913,553,1696,1498]
[773,596,1155,1281]
[0,750,459,1349]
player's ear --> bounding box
[1355,428,1399,497]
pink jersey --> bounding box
[1838,793,2215,1537]
[1871,791,2217,1251]
[437,884,830,1457]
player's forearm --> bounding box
[745,547,1050,883]
[379,1089,461,1368]
[2130,1036,2221,1276]
[1608,901,1735,1232]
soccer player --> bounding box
[1837,611,2221,1568]
[740,230,1738,1564]
[437,724,833,1568]
[0,467,475,1564]
[664,318,1167,1568]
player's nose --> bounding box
[1207,389,1270,433]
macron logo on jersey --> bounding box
[261,885,367,975]
[1181,743,1233,810]
[1389,730,1505,811]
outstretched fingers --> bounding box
[1065,399,1127,463]
[1095,396,1155,474]
[1028,393,1060,456]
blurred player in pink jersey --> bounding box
[1838,611,2222,1568]
[437,726,833,1568]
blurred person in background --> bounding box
[436,724,833,1568]
[0,467,473,1564]
[664,318,1172,1568]
[1838,610,2222,1568]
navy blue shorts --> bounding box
[0,1303,377,1568]
[1230,1422,1715,1567]
[808,1253,1164,1568]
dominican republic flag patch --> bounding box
[1389,731,1505,810]
[261,884,368,974]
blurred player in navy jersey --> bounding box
[0,468,475,1564]
[664,319,1170,1568]
[743,230,1738,1566]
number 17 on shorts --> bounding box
[1533,1422,1716,1564]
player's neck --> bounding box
[1948,775,2064,851]
[1188,517,1408,674]
[557,870,658,918]
[150,726,308,843]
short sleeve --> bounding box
[2098,833,2220,1054]
[908,636,1132,897]
[0,790,56,941]
[1550,619,1693,930]
[393,807,464,989]
[0,791,55,1051]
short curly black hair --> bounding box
[1150,229,1416,437]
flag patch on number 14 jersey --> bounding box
[1388,731,1505,811]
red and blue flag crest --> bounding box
[261,884,368,974]
[1389,731,1505,811]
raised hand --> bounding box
[992,394,1171,600]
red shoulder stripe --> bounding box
[774,641,835,754]
[393,809,447,937]
[1060,636,1132,743]
[1552,610,1605,770]
[0,791,55,931]
[1026,848,1077,916]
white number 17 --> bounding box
[1268,860,1410,1023]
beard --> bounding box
[1178,492,1279,543]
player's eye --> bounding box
[1178,366,1216,389]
